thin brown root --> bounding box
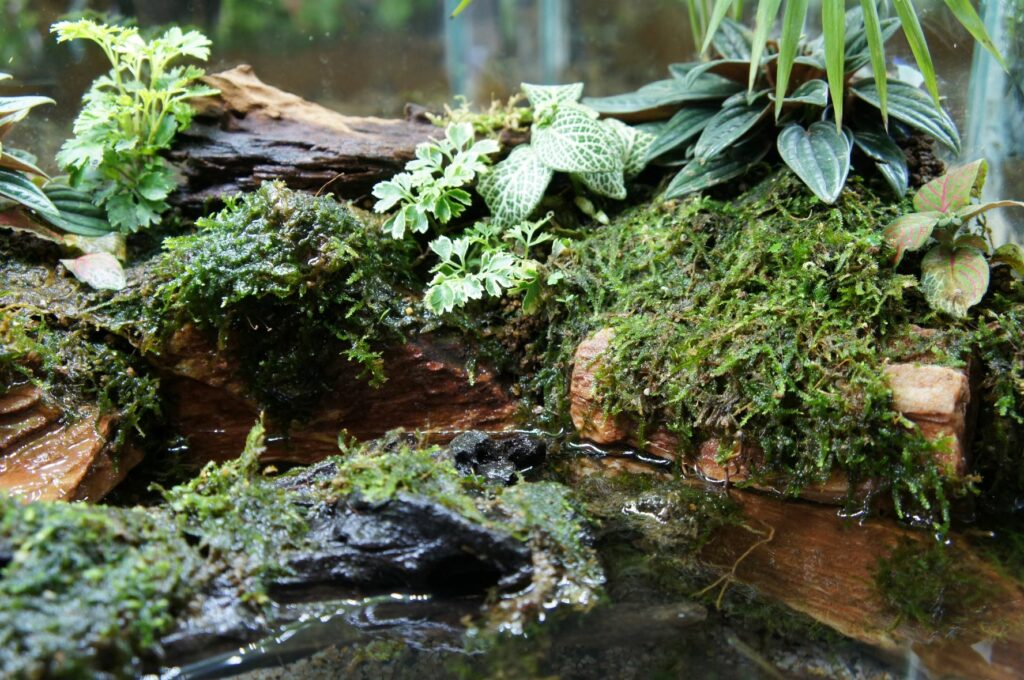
[695,519,776,610]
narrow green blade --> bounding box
[822,0,846,130]
[450,0,473,18]
[892,0,941,108]
[859,0,889,127]
[749,0,783,92]
[774,0,810,121]
[941,0,1008,71]
[701,0,737,55]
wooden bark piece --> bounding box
[702,490,1024,680]
[170,65,437,211]
[0,384,142,501]
[569,328,974,488]
[160,326,519,465]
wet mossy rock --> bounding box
[0,427,600,676]
[541,171,1024,525]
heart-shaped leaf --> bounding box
[777,122,852,204]
[883,211,941,263]
[852,80,961,154]
[60,252,127,291]
[693,104,768,161]
[531,105,624,173]
[477,146,553,228]
[645,106,718,161]
[991,243,1024,276]
[914,158,986,213]
[920,245,989,317]
[852,124,909,196]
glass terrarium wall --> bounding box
[1,0,1021,238]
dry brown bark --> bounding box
[169,65,438,212]
[0,384,142,501]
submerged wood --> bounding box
[0,384,142,501]
[160,325,519,465]
[169,65,437,212]
[569,327,975,500]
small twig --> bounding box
[696,519,776,610]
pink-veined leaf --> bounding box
[957,200,1024,222]
[920,244,990,317]
[883,211,941,263]
[60,252,127,291]
[913,158,987,214]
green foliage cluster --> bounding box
[0,494,201,678]
[157,181,416,414]
[53,19,217,233]
[884,159,1024,317]
[0,312,161,446]
[585,11,959,204]
[160,418,310,600]
[0,73,60,226]
[528,171,1024,526]
[874,539,993,627]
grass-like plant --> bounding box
[52,20,217,234]
[884,159,1024,317]
[585,10,959,204]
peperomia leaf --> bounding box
[0,169,60,221]
[522,82,584,109]
[693,103,768,161]
[782,79,828,106]
[852,80,961,154]
[852,124,908,196]
[777,122,851,204]
[883,211,941,264]
[645,106,718,161]
[531,105,624,174]
[991,243,1024,276]
[664,137,771,198]
[712,18,753,60]
[477,145,553,228]
[920,244,989,317]
[913,158,986,214]
[582,77,742,115]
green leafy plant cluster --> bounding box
[52,19,217,233]
[479,82,655,227]
[157,182,416,414]
[585,10,959,204]
[425,218,567,314]
[372,122,499,238]
[884,159,1024,317]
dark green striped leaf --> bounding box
[645,106,719,161]
[583,77,742,115]
[852,80,961,154]
[0,169,60,220]
[712,18,753,60]
[777,122,851,204]
[693,103,768,161]
[852,124,908,196]
[664,136,771,198]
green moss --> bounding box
[156,182,419,415]
[0,495,201,678]
[529,171,1024,527]
[874,539,994,628]
[160,418,310,600]
[0,311,162,446]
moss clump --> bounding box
[0,495,201,678]
[875,540,994,628]
[156,182,419,415]
[0,311,162,446]
[529,171,1024,526]
[160,418,310,600]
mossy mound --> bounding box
[155,181,420,415]
[529,171,1024,526]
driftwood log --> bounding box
[170,65,438,213]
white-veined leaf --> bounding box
[574,169,627,200]
[531,105,624,173]
[522,82,584,108]
[477,145,553,227]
